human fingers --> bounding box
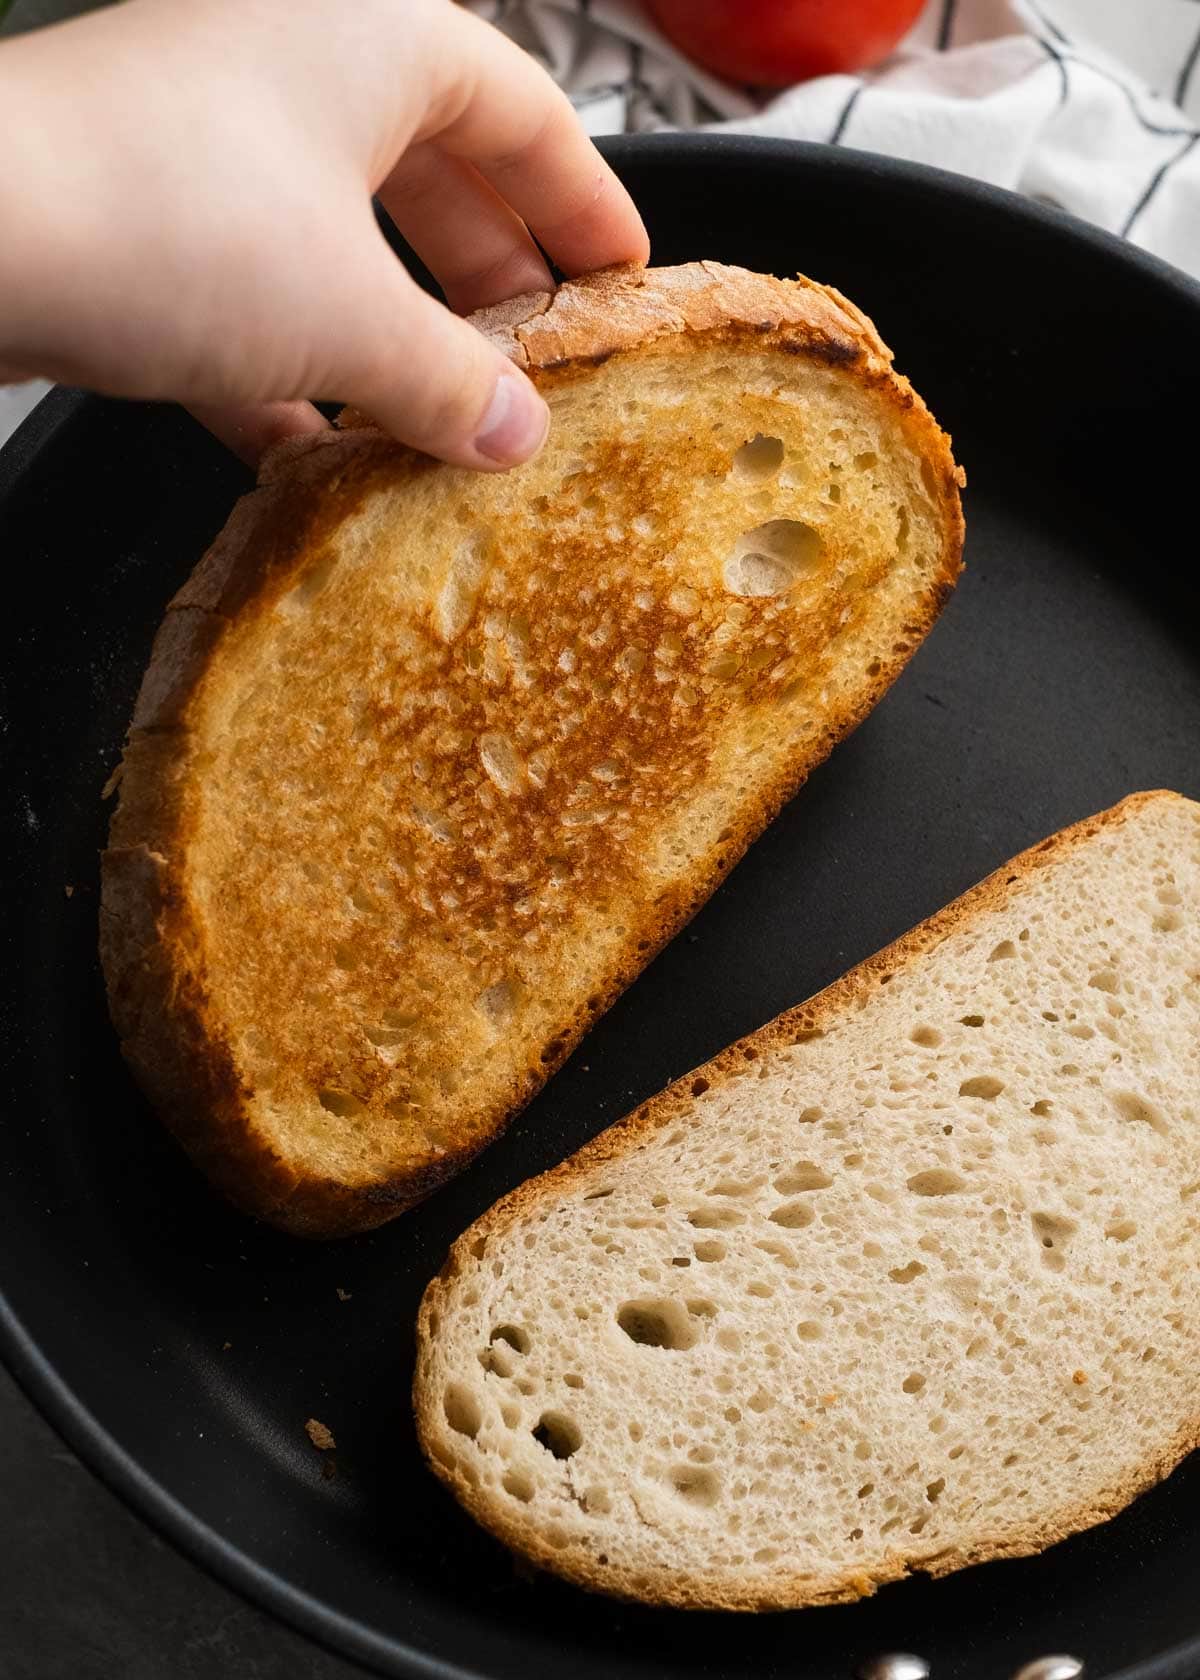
[329,224,547,469]
[418,4,650,278]
[186,399,330,467]
[379,143,553,316]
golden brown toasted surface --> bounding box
[101,262,964,1237]
[413,791,1200,1610]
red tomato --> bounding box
[644,0,926,87]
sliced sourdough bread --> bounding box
[101,261,963,1237]
[415,791,1200,1609]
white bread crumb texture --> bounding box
[419,795,1200,1601]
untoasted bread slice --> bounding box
[415,791,1200,1609]
[101,261,963,1237]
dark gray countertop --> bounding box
[0,1367,366,1680]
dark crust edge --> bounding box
[413,790,1200,1608]
[99,261,965,1238]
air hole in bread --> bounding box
[1028,1216,1075,1256]
[989,940,1018,962]
[731,433,785,480]
[1105,1218,1137,1242]
[961,1014,985,1028]
[1031,1100,1053,1117]
[317,1088,365,1120]
[669,1464,721,1507]
[476,977,521,1029]
[1112,1090,1168,1133]
[690,1077,711,1097]
[796,1319,823,1341]
[911,1025,943,1048]
[1031,1211,1077,1260]
[1089,968,1120,994]
[693,1240,727,1262]
[616,1298,699,1351]
[490,1324,530,1355]
[769,1200,814,1230]
[1155,908,1183,933]
[888,1261,925,1284]
[444,1383,482,1438]
[723,520,821,597]
[533,1411,581,1460]
[479,1345,512,1378]
[362,1023,406,1051]
[902,1372,926,1395]
[412,801,458,844]
[959,1076,1004,1100]
[906,1168,968,1197]
[688,1205,746,1229]
[477,731,526,796]
[347,883,382,916]
[283,553,336,611]
[502,1469,535,1502]
[773,1162,833,1194]
[709,1176,762,1197]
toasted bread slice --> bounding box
[101,262,963,1237]
[415,792,1200,1609]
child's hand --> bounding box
[0,0,649,467]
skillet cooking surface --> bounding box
[2,137,1200,1680]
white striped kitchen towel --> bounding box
[468,0,1200,281]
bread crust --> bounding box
[100,262,964,1237]
[413,790,1200,1609]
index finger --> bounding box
[418,5,650,278]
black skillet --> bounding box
[2,135,1199,1680]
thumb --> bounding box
[332,238,549,472]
